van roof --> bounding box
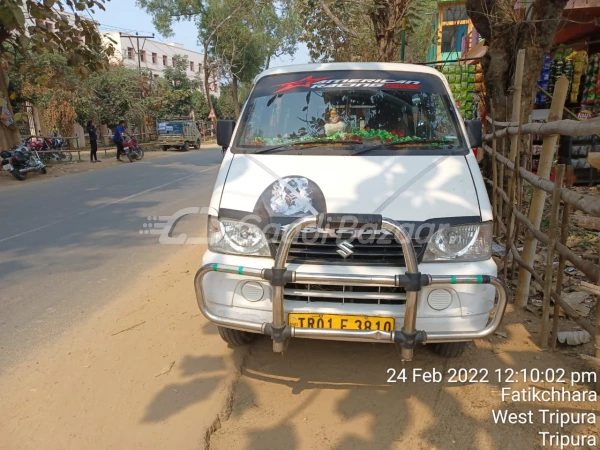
[254,62,444,84]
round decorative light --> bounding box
[241,282,265,302]
[427,289,452,310]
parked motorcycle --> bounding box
[122,133,144,162]
[23,137,71,162]
[2,144,46,181]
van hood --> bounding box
[218,154,481,225]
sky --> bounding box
[91,0,311,68]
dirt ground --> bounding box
[0,147,192,188]
[210,305,599,450]
[0,244,243,450]
[1,236,597,449]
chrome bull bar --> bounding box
[194,214,507,360]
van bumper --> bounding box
[194,215,507,360]
[195,253,506,343]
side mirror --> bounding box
[217,120,235,148]
[464,120,482,149]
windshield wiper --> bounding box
[252,139,363,154]
[349,139,455,156]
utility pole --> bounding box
[120,32,154,71]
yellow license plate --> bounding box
[288,313,394,331]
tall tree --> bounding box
[298,0,427,62]
[0,0,112,150]
[138,0,251,115]
[467,0,569,122]
[158,54,203,117]
[137,0,299,119]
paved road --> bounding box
[0,149,222,370]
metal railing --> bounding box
[194,214,507,361]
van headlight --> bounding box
[423,222,492,262]
[208,216,271,257]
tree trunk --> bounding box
[202,47,213,114]
[467,0,569,124]
[231,73,240,120]
[0,67,21,151]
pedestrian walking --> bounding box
[87,120,100,163]
[113,120,126,162]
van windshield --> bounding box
[233,70,465,153]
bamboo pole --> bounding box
[536,84,600,139]
[483,144,600,217]
[552,165,574,349]
[541,164,565,348]
[484,178,600,282]
[503,107,524,280]
[506,50,526,215]
[511,154,526,280]
[483,117,600,141]
[515,76,570,308]
[491,102,499,236]
[508,241,596,336]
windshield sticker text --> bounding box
[273,76,421,92]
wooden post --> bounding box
[551,165,574,349]
[503,106,524,280]
[541,164,565,348]
[511,154,526,280]
[515,75,569,307]
[506,49,526,222]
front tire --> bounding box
[11,169,27,181]
[195,139,201,149]
[40,167,47,174]
[433,341,468,358]
[162,145,169,152]
[217,326,256,346]
[183,142,190,152]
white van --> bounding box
[194,63,507,360]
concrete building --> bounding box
[101,32,219,95]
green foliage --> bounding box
[82,65,153,128]
[0,0,114,77]
[156,54,204,118]
[404,0,438,63]
[1,0,114,146]
[298,0,375,62]
[296,0,435,63]
[137,0,300,115]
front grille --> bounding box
[284,283,406,305]
[269,232,425,266]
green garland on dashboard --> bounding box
[249,127,449,146]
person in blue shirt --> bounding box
[113,120,126,161]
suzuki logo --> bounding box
[336,240,355,259]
